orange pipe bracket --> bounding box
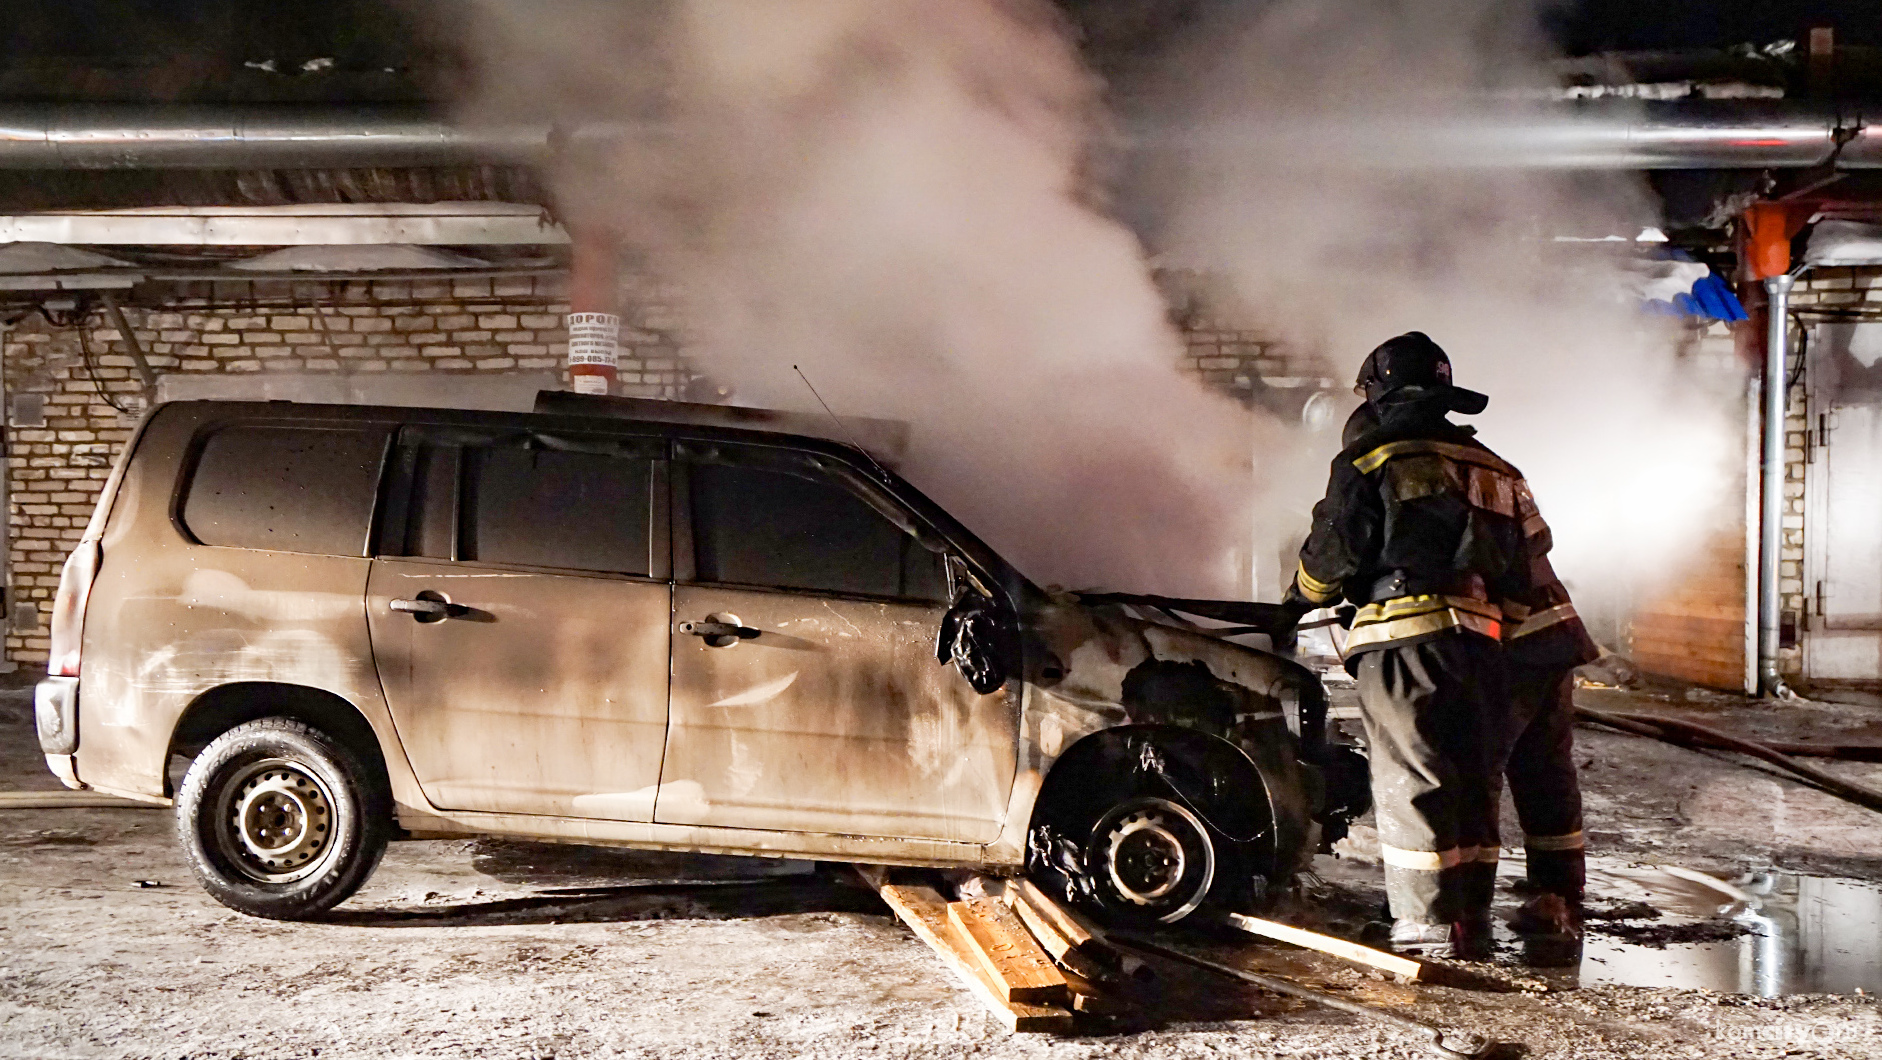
[1742,202,1812,280]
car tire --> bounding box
[176,717,391,920]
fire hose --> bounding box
[1576,706,1882,814]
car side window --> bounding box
[182,424,391,556]
[458,445,654,576]
[687,460,948,602]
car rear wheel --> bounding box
[176,717,390,920]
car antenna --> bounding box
[792,364,894,480]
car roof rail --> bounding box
[532,390,909,465]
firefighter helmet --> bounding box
[1353,331,1488,414]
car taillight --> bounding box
[48,540,100,678]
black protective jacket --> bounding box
[1503,508,1600,674]
[1287,390,1537,663]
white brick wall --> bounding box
[1,276,686,663]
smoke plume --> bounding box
[456,0,1742,615]
[461,0,1260,597]
[1123,0,1743,618]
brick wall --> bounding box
[1,275,686,664]
[1179,323,1332,420]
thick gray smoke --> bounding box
[1126,0,1744,616]
[462,0,1262,597]
[458,0,1741,613]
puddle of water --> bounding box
[1508,856,1882,996]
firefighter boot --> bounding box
[1447,861,1498,961]
[1511,892,1583,967]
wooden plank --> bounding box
[948,898,1070,1004]
[1011,877,1148,977]
[1003,889,1114,982]
[874,883,1072,1033]
[1009,877,1101,949]
[1005,886,1071,954]
[1224,912,1427,981]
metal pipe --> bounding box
[1760,274,1796,699]
[0,100,1875,171]
[0,104,555,169]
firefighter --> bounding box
[1501,497,1600,964]
[1280,332,1532,959]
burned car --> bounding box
[37,393,1365,923]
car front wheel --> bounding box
[176,717,391,920]
[1085,795,1220,924]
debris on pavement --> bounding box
[860,864,1506,1056]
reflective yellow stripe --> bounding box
[1380,844,1455,871]
[1294,561,1340,605]
[1354,594,1501,624]
[1525,830,1585,852]
[1353,439,1519,477]
[1507,603,1578,641]
[1462,845,1501,864]
[1344,595,1503,653]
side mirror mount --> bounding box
[935,586,1018,695]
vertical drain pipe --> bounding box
[1759,273,1796,699]
[565,231,621,397]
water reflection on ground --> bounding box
[1565,859,1882,996]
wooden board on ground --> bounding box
[948,898,1070,1005]
[1224,911,1426,981]
[1004,889,1114,982]
[1009,877,1102,949]
[871,882,1073,1033]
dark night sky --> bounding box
[3,1,1879,63]
[1548,0,1882,51]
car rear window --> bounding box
[460,446,654,576]
[688,462,948,602]
[182,425,391,556]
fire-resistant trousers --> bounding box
[1506,663,1585,901]
[1353,633,1509,925]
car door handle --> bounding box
[390,598,450,617]
[678,619,760,640]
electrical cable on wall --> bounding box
[76,324,133,415]
[54,307,133,416]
